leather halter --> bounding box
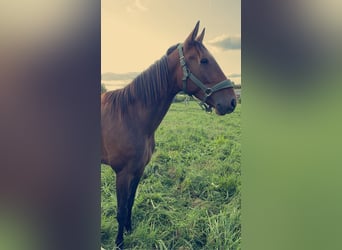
[177,43,234,112]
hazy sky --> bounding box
[102,0,241,88]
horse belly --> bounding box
[102,134,137,170]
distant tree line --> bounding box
[101,83,107,93]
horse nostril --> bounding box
[231,98,236,108]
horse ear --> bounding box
[196,28,205,43]
[184,21,200,48]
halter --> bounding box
[177,43,234,112]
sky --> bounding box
[101,0,241,90]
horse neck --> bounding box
[144,94,174,135]
[139,53,181,136]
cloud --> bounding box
[135,0,148,11]
[207,35,241,50]
[126,0,149,13]
[101,72,139,81]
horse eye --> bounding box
[200,58,209,64]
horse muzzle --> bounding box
[215,98,237,115]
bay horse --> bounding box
[101,21,237,249]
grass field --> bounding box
[101,100,241,250]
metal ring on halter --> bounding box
[204,88,213,97]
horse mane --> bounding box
[103,55,170,115]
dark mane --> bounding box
[103,56,170,114]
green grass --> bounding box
[101,101,241,250]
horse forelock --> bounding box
[104,56,170,115]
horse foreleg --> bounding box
[115,172,131,249]
[125,174,142,233]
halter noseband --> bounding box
[177,43,234,112]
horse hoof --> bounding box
[115,239,124,250]
[116,243,124,250]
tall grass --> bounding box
[101,101,241,250]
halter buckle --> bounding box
[180,57,186,66]
[204,88,213,97]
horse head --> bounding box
[176,21,237,115]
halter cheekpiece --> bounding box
[177,43,234,112]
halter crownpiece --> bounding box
[177,43,234,112]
